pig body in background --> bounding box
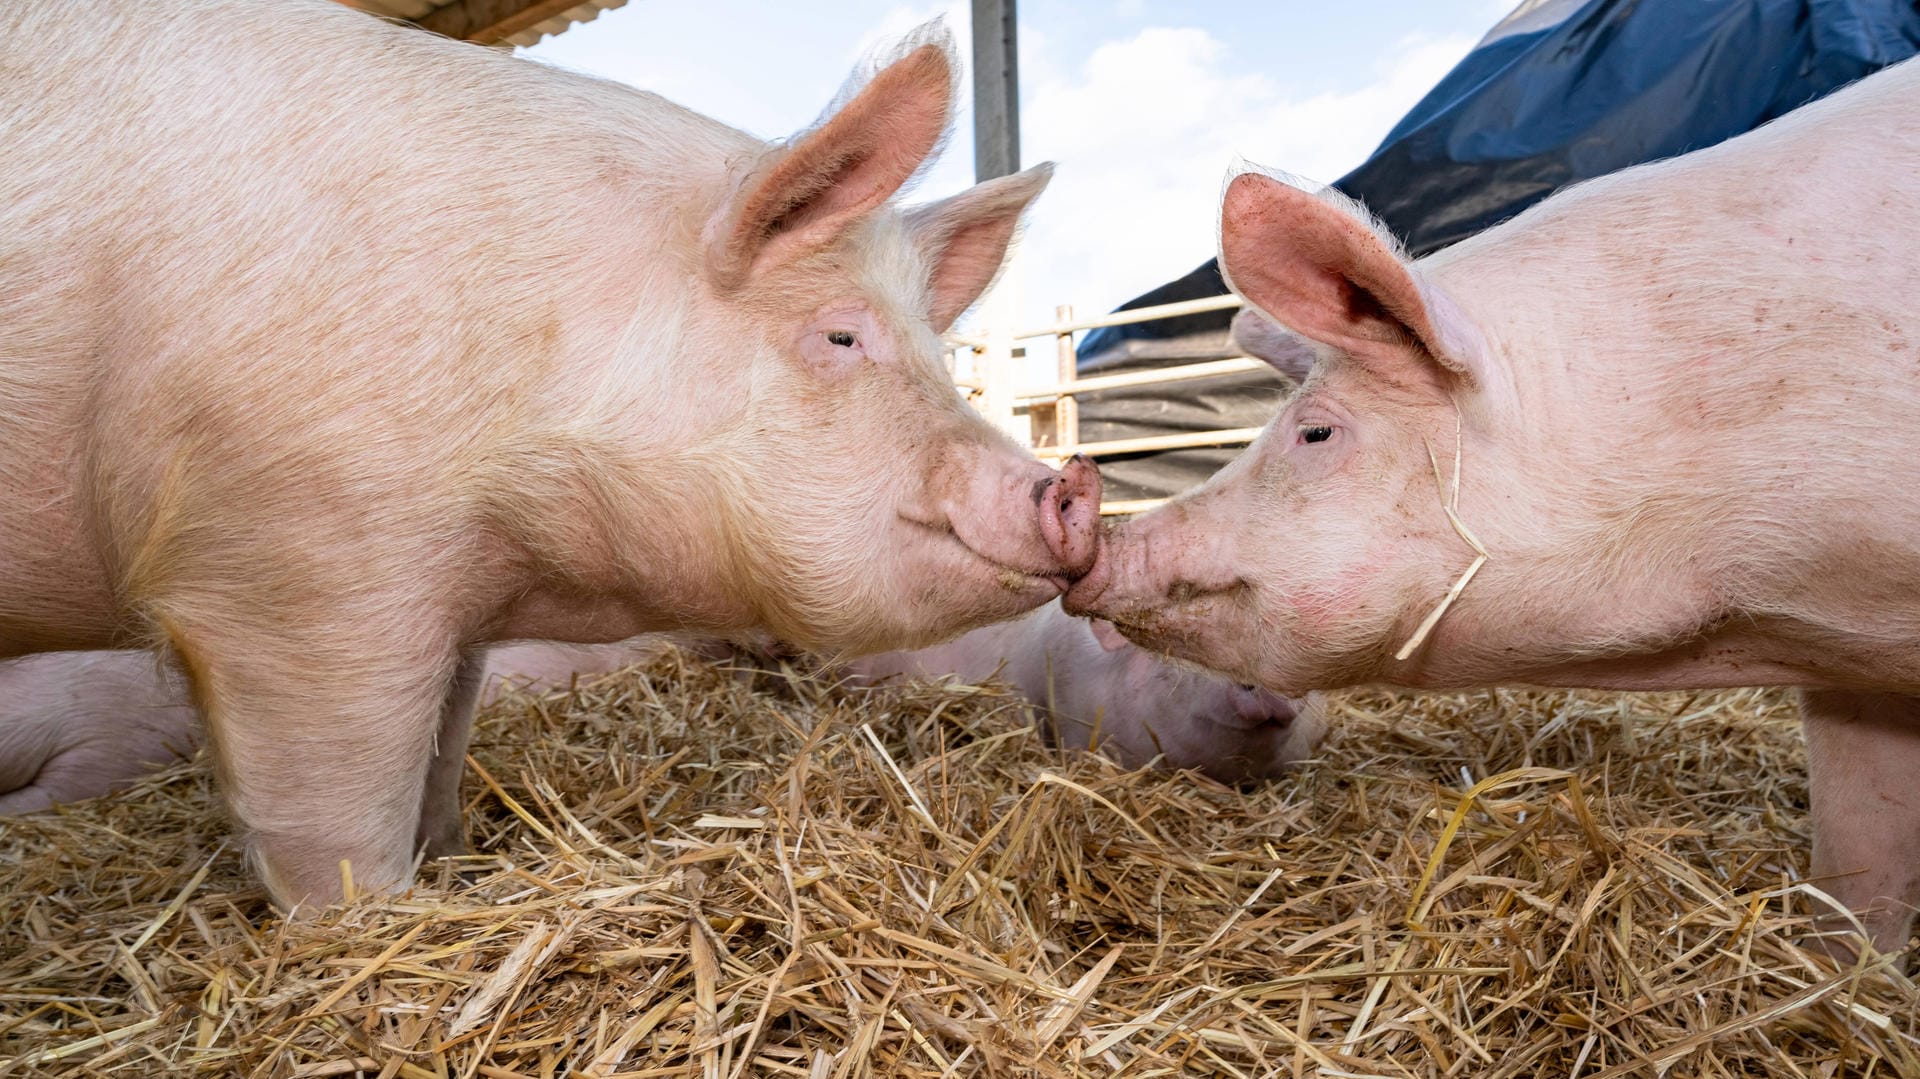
[843,602,1324,783]
[0,645,692,815]
[1069,57,1920,951]
[0,652,198,814]
[0,0,1100,907]
[0,606,1323,810]
[479,608,1328,781]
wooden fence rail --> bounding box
[949,292,1267,515]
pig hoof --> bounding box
[1798,926,1911,975]
[420,835,471,861]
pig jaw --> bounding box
[628,361,1102,656]
[802,435,1100,655]
[1065,464,1432,697]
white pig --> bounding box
[0,1,1100,907]
[1068,57,1920,953]
[477,611,1327,781]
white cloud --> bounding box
[526,6,1479,340]
[952,25,1477,332]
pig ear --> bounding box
[1229,307,1316,383]
[1088,618,1132,653]
[1218,170,1485,394]
[706,40,954,287]
[904,163,1053,332]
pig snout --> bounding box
[1222,685,1299,731]
[1060,536,1114,616]
[925,448,1103,603]
[1037,454,1101,578]
[1188,688,1328,784]
[1059,501,1262,686]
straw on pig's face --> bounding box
[1065,359,1472,695]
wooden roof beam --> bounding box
[416,0,587,44]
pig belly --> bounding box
[1487,617,1920,695]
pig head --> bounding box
[491,26,1101,655]
[1071,145,1920,697]
[843,601,1326,783]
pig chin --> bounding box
[886,515,1070,640]
[1070,584,1263,685]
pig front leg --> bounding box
[1799,689,1920,959]
[163,614,462,909]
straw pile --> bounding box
[2,649,1915,1077]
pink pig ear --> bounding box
[1229,307,1316,383]
[1088,618,1132,653]
[904,162,1053,333]
[1218,170,1485,395]
[707,40,954,287]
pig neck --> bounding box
[1411,116,1920,691]
[473,201,782,643]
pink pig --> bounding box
[0,651,199,815]
[1070,57,1920,953]
[0,605,1323,811]
[0,1,1099,907]
[477,609,1328,782]
[843,601,1324,782]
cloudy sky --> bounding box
[524,0,1514,332]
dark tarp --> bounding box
[1075,0,1920,505]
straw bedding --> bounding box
[2,649,1915,1077]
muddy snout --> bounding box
[1036,453,1101,578]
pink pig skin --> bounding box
[0,608,1322,814]
[844,601,1324,783]
[0,1,1100,908]
[1069,57,1920,955]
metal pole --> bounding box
[970,0,1019,181]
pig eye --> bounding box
[1299,424,1334,445]
[826,330,859,348]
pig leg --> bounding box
[1798,689,1920,958]
[414,650,486,861]
[166,615,461,909]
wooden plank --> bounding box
[1034,427,1263,461]
[970,0,1019,181]
[1015,357,1270,402]
[1052,303,1078,453]
[417,0,585,44]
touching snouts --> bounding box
[1037,453,1101,578]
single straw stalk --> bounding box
[1395,412,1491,661]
